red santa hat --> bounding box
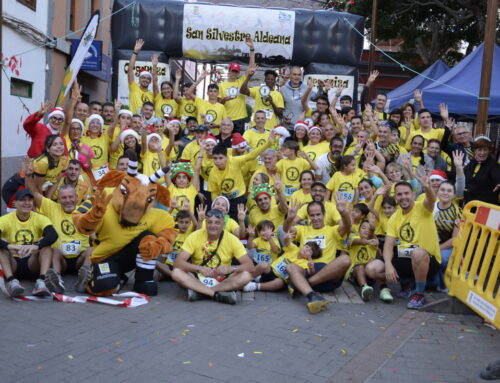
[294,121,309,131]
[139,69,153,79]
[120,128,140,143]
[231,133,249,149]
[205,134,218,145]
[429,169,447,181]
[308,125,323,135]
[48,107,65,119]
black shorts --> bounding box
[305,262,343,293]
[65,256,79,274]
[14,256,37,280]
[391,247,441,281]
[260,270,276,283]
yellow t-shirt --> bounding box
[290,189,313,208]
[33,155,68,184]
[167,183,198,216]
[195,97,227,135]
[129,81,153,115]
[346,239,378,278]
[108,128,122,170]
[0,211,52,252]
[248,87,284,131]
[276,157,311,198]
[141,150,163,177]
[208,142,271,199]
[177,97,197,125]
[295,224,344,264]
[405,128,445,150]
[249,237,281,264]
[165,229,192,266]
[180,140,201,166]
[386,199,441,262]
[180,228,247,267]
[302,141,330,163]
[80,134,110,168]
[39,197,90,258]
[248,205,286,232]
[154,94,178,118]
[297,200,341,226]
[218,75,248,120]
[243,128,270,150]
[80,204,175,261]
[326,168,366,204]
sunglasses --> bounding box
[206,209,224,218]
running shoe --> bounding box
[379,287,394,303]
[361,285,374,302]
[306,292,331,314]
[32,279,51,297]
[74,265,91,293]
[187,288,204,302]
[7,278,24,297]
[407,293,426,309]
[213,291,237,305]
[45,268,65,294]
[397,285,412,299]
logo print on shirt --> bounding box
[91,145,103,160]
[61,219,76,236]
[399,223,415,243]
[15,230,34,245]
[221,179,235,193]
[286,167,299,182]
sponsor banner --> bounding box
[303,74,356,110]
[117,60,170,108]
[182,4,295,61]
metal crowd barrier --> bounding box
[445,201,500,328]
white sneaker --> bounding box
[7,278,24,297]
[32,279,51,297]
[45,268,65,294]
[243,282,258,292]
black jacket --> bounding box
[463,156,500,205]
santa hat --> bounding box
[146,133,162,146]
[120,129,140,143]
[71,118,84,129]
[429,169,447,181]
[273,125,290,138]
[231,133,249,149]
[205,134,218,145]
[48,107,65,119]
[118,109,134,117]
[168,119,181,127]
[294,121,308,131]
[139,69,153,79]
[308,125,322,135]
[88,114,104,126]
[304,118,314,127]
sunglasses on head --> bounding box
[206,209,224,219]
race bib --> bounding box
[264,109,274,120]
[273,259,289,280]
[93,164,109,181]
[197,274,220,287]
[339,191,354,203]
[308,236,326,249]
[284,185,298,197]
[61,240,81,256]
[166,252,178,265]
[397,245,415,259]
[252,252,272,264]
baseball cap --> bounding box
[229,62,241,72]
[193,125,209,132]
[15,189,34,200]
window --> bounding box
[17,0,36,10]
[10,78,33,98]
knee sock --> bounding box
[415,281,426,294]
[135,255,156,282]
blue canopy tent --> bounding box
[421,43,500,118]
[386,60,449,109]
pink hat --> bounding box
[430,169,447,181]
[294,121,308,131]
[231,133,249,149]
[229,62,241,72]
[205,134,218,144]
[48,107,65,119]
[308,125,322,135]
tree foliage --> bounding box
[323,0,498,67]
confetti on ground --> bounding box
[421,322,427,326]
[238,353,245,358]
[36,366,44,371]
[458,336,464,339]
[340,322,347,327]
[305,318,311,322]
[437,318,445,321]
[245,340,251,343]
[170,338,180,343]
[420,338,429,342]
[155,331,160,335]
[253,351,263,354]
[369,320,375,324]
[386,353,393,358]
[379,326,386,330]
[182,361,191,365]
[67,355,74,359]
[291,329,299,333]
[115,341,122,345]
[208,362,213,367]
[187,324,195,328]
[430,375,438,379]
[116,357,124,363]
[100,350,109,353]
[389,368,398,373]
[315,336,322,340]
[391,330,398,335]
[451,355,458,360]
[464,329,479,333]
[27,344,36,348]
[340,349,348,356]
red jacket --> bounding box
[23,112,68,158]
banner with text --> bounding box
[303,74,355,110]
[182,4,295,61]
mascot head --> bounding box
[96,151,170,226]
